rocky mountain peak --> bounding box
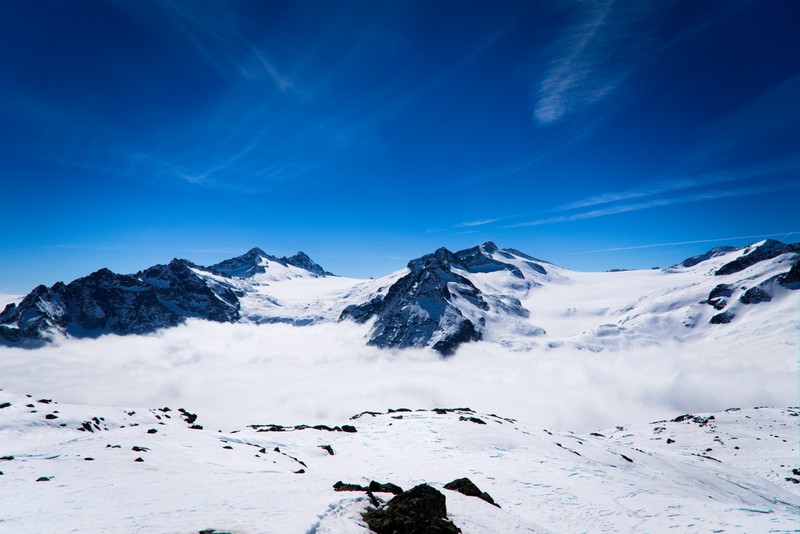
[407,247,464,273]
[282,251,332,277]
[210,248,332,278]
[480,241,499,253]
[210,249,273,278]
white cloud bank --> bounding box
[0,320,795,433]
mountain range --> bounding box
[1,239,798,353]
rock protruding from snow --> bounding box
[0,247,335,345]
[340,242,546,354]
[362,483,461,534]
[0,261,240,344]
[340,247,487,355]
[283,251,333,277]
[715,239,800,276]
[209,247,332,278]
[779,259,800,287]
[679,246,739,268]
[444,477,499,507]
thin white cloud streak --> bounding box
[555,154,800,213]
[505,181,800,228]
[115,0,301,94]
[681,75,800,169]
[454,157,543,188]
[566,231,800,255]
[456,218,503,228]
[532,1,663,125]
[152,22,512,193]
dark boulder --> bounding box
[459,416,486,425]
[709,311,735,324]
[362,484,461,534]
[369,480,404,495]
[739,286,772,304]
[780,260,800,288]
[704,284,733,310]
[708,284,733,300]
[443,477,499,507]
[333,481,368,492]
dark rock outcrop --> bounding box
[333,481,368,492]
[283,251,333,276]
[0,246,331,345]
[739,286,772,305]
[715,240,800,276]
[709,311,735,324]
[443,477,499,507]
[680,246,738,268]
[779,260,800,288]
[369,481,404,495]
[340,242,536,355]
[704,284,733,310]
[362,484,461,534]
[459,416,486,425]
[340,247,486,355]
[209,248,332,278]
[0,260,239,344]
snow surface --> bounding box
[0,390,797,533]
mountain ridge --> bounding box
[2,239,798,353]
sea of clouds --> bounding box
[0,319,796,433]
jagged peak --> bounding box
[281,251,333,277]
[286,251,311,261]
[481,241,499,253]
[407,247,462,272]
[244,246,269,258]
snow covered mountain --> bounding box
[0,239,797,533]
[340,242,551,354]
[1,239,798,354]
[0,388,796,532]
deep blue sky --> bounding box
[1,0,798,293]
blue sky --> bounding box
[1,0,798,292]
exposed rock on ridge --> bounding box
[340,242,537,355]
[0,248,330,345]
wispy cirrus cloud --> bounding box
[456,218,503,228]
[531,1,664,125]
[504,180,800,228]
[679,75,800,170]
[453,157,543,188]
[113,0,302,94]
[566,231,799,255]
[554,154,800,213]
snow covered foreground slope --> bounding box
[1,239,798,354]
[0,390,797,533]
